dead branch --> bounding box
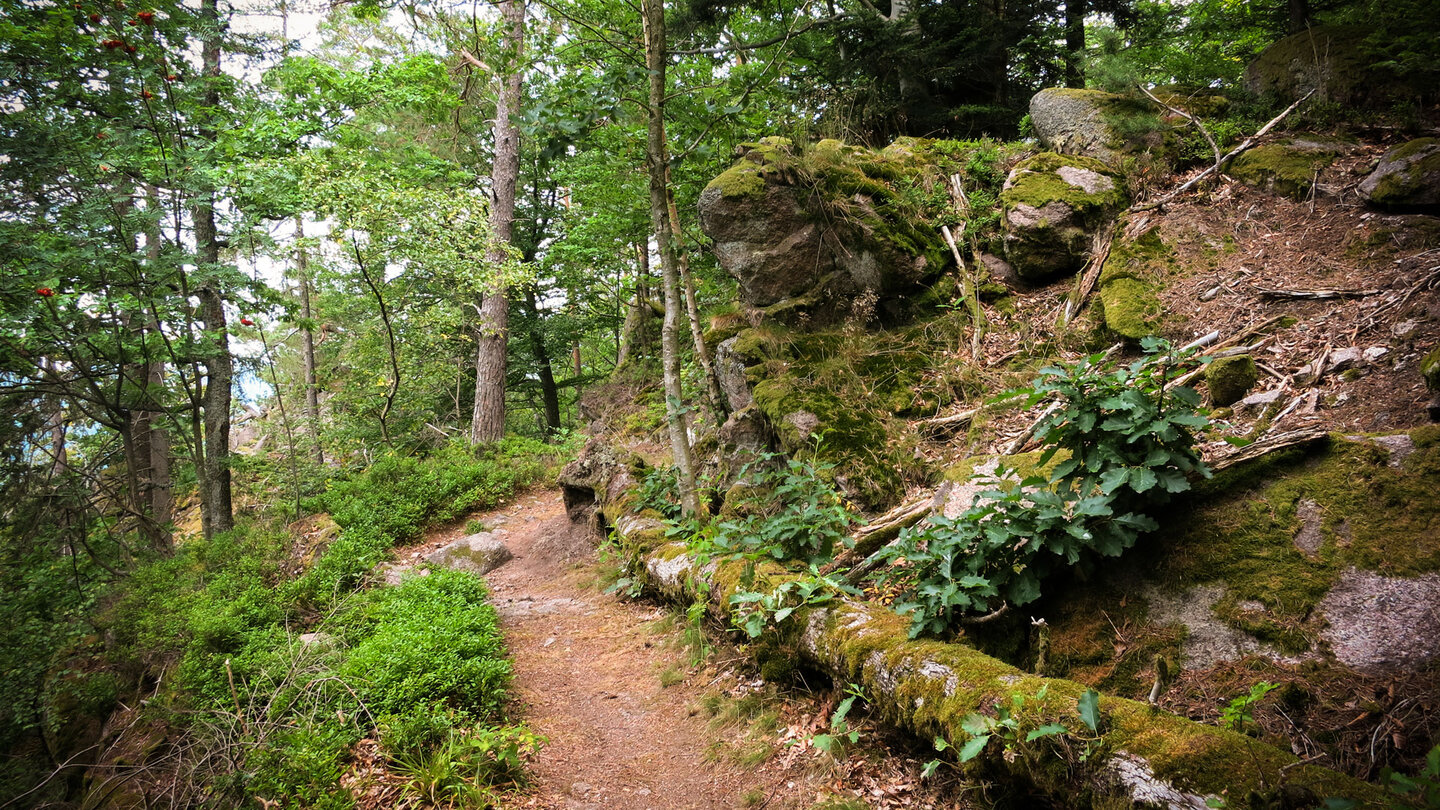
[916,406,980,435]
[1207,426,1329,475]
[824,494,935,577]
[1137,84,1222,174]
[1361,265,1440,332]
[1133,90,1315,213]
[1255,287,1382,300]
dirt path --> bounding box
[411,490,776,810]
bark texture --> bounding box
[642,0,699,514]
[470,0,525,444]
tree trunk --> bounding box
[1064,0,1085,89]
[665,176,727,423]
[642,0,700,515]
[196,0,232,537]
[470,0,525,445]
[296,219,323,464]
[524,289,562,437]
[1287,0,1309,33]
[616,243,655,370]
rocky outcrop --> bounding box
[556,437,645,534]
[1245,25,1422,110]
[1359,138,1440,211]
[1001,153,1126,281]
[697,137,949,326]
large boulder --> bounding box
[1028,88,1160,164]
[1245,25,1424,110]
[556,437,644,534]
[1001,153,1127,281]
[697,137,949,326]
[1359,138,1440,210]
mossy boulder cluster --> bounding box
[697,136,957,326]
[1002,152,1127,281]
[1028,88,1169,164]
[1359,138,1440,211]
[1245,25,1426,109]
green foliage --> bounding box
[730,568,864,640]
[1220,681,1279,734]
[877,340,1211,637]
[809,683,866,758]
[389,725,543,808]
[703,453,859,566]
[1384,744,1440,808]
[953,684,1097,764]
[335,569,511,722]
[636,465,685,520]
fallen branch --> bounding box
[822,494,935,577]
[1255,287,1382,301]
[916,406,979,435]
[1060,227,1114,327]
[1133,89,1315,213]
[1207,426,1329,475]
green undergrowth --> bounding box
[81,438,561,808]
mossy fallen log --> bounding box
[632,534,1387,809]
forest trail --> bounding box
[409,490,769,810]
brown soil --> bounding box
[387,491,977,810]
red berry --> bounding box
[165,74,177,82]
[141,89,152,99]
[88,12,101,21]
[124,44,136,53]
[126,18,137,25]
[36,287,54,297]
[137,9,153,21]
[240,318,255,326]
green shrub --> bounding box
[876,339,1211,637]
[704,453,859,565]
[335,569,511,723]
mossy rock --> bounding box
[1423,345,1440,392]
[1096,226,1174,339]
[1028,88,1169,164]
[1205,355,1259,406]
[1226,140,1340,201]
[1245,25,1425,110]
[1040,429,1440,695]
[731,324,954,510]
[700,136,1022,326]
[1359,138,1440,211]
[1001,153,1127,281]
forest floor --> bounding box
[387,489,970,810]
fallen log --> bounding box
[634,538,1381,809]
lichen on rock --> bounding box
[1360,138,1440,211]
[1226,139,1344,201]
[1002,152,1127,281]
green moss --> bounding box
[1423,345,1440,392]
[1151,432,1440,644]
[1205,355,1259,407]
[1227,142,1337,201]
[1389,136,1438,162]
[1370,144,1440,206]
[707,163,767,199]
[1001,153,1126,214]
[1099,277,1161,339]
